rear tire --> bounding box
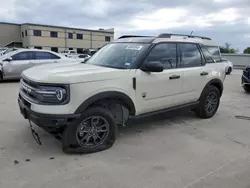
[196,85,220,119]
[243,85,250,93]
[62,107,117,154]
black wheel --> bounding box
[62,107,117,154]
[227,67,232,75]
[243,85,250,93]
[196,85,220,119]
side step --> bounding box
[131,101,199,120]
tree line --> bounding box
[219,43,250,54]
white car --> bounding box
[0,49,78,81]
[60,50,78,58]
[222,58,233,75]
[18,33,226,154]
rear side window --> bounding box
[146,43,177,69]
[179,43,202,67]
[205,46,222,62]
[12,52,33,61]
[35,52,60,60]
[200,45,215,63]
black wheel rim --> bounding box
[76,116,109,147]
[205,92,218,114]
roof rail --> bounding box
[118,35,154,39]
[157,33,211,40]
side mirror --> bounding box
[141,61,164,72]
[3,57,12,62]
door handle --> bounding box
[169,75,180,80]
[200,72,208,76]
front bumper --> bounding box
[18,94,81,133]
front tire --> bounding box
[196,85,220,119]
[62,107,117,154]
[243,85,250,93]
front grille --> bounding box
[20,78,39,103]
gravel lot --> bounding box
[1,70,250,188]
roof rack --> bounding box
[157,33,211,40]
[118,35,154,39]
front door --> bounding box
[3,51,34,79]
[135,43,184,115]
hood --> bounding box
[22,62,130,84]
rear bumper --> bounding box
[18,94,81,132]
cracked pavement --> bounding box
[1,70,250,188]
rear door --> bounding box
[33,51,61,65]
[3,51,34,78]
[178,43,207,103]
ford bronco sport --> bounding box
[18,33,226,153]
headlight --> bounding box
[36,86,68,104]
[20,78,70,105]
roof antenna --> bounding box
[189,31,193,36]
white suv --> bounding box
[18,33,226,153]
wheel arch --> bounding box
[200,78,224,98]
[74,91,136,116]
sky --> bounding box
[0,0,250,52]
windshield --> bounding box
[86,43,150,69]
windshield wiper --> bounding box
[88,63,126,69]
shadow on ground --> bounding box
[18,109,197,156]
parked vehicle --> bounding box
[60,50,78,58]
[199,42,233,75]
[89,49,98,56]
[83,49,98,56]
[18,33,226,153]
[242,65,250,93]
[0,49,77,81]
[76,54,91,61]
[222,58,233,75]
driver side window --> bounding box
[146,43,177,69]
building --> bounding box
[0,22,114,53]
